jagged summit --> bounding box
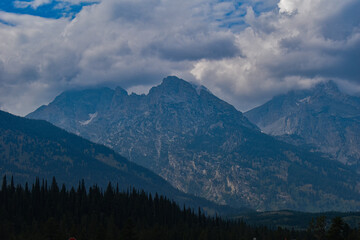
[310,80,344,99]
[149,76,211,98]
[162,75,185,84]
[155,76,193,91]
[148,76,197,96]
[275,80,341,101]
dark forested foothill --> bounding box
[0,176,359,240]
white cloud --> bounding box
[191,0,360,110]
[1,0,239,115]
[0,0,359,115]
[278,0,299,14]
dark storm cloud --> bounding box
[324,40,360,81]
[320,1,360,41]
[143,34,241,61]
[106,0,160,22]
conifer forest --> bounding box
[1,176,359,240]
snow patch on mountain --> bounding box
[79,112,98,125]
[298,96,311,104]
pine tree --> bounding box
[327,217,344,240]
[312,216,326,240]
[120,219,137,240]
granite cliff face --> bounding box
[28,76,360,211]
[245,81,360,169]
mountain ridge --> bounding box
[28,76,360,211]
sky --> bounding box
[0,0,359,116]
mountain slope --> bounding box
[245,81,360,169]
[0,110,233,214]
[28,76,360,211]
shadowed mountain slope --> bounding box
[0,110,235,214]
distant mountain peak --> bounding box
[245,79,360,167]
[159,76,189,87]
[147,76,213,101]
[163,75,183,82]
[155,76,211,97]
[284,80,341,99]
[278,80,342,103]
[155,76,195,91]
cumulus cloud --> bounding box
[191,0,360,111]
[0,0,241,115]
[0,0,359,115]
[278,0,299,14]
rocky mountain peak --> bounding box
[158,76,210,94]
[160,76,192,89]
[148,76,198,97]
[283,80,341,101]
[162,75,186,84]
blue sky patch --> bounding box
[0,0,98,19]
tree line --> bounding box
[0,176,359,240]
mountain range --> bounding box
[0,109,233,214]
[27,76,360,211]
[245,81,360,170]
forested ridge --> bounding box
[0,176,359,240]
